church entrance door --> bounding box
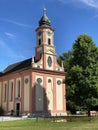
[16,103,20,116]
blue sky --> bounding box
[0,0,98,71]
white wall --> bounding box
[8,80,14,111]
[24,75,30,111]
[16,78,21,98]
[46,77,53,111]
[2,81,8,111]
[56,78,63,110]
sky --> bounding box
[0,0,98,71]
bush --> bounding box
[67,111,71,115]
[0,106,4,116]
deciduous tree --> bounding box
[58,34,98,116]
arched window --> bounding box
[48,38,51,45]
[10,82,13,101]
[17,80,20,97]
[38,39,41,45]
[4,84,7,102]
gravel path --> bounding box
[0,116,28,121]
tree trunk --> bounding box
[87,108,90,117]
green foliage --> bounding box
[58,34,98,115]
[0,106,4,116]
[57,51,72,72]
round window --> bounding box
[37,78,42,84]
[25,78,28,84]
[57,80,62,85]
[48,79,51,83]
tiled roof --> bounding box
[1,58,32,76]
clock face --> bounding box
[47,31,52,36]
[47,56,52,67]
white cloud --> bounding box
[0,18,33,28]
[5,32,16,39]
[79,0,98,8]
[0,38,25,59]
[58,0,98,9]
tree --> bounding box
[58,34,98,116]
[66,34,98,116]
[57,51,72,72]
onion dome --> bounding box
[39,8,51,27]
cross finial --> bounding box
[43,7,46,15]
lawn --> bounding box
[0,117,98,130]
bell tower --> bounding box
[34,8,57,70]
[33,8,64,72]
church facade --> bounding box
[0,9,67,116]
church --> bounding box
[0,9,67,116]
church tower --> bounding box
[33,8,58,71]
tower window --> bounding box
[38,39,41,46]
[48,38,51,45]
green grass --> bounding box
[0,117,98,130]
